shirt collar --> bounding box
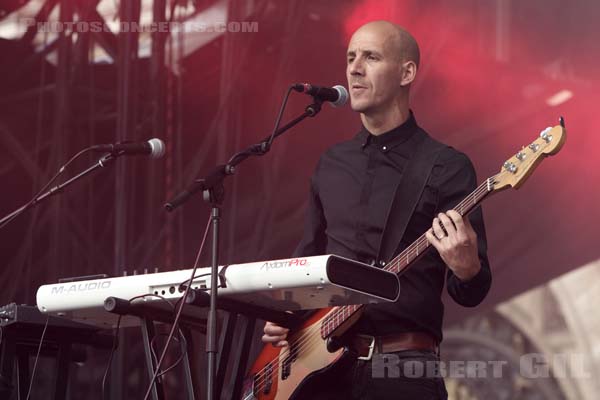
[357,110,419,149]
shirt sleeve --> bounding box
[432,150,492,307]
[292,165,328,257]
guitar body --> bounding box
[241,308,362,399]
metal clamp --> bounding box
[356,335,376,361]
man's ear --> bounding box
[400,60,418,87]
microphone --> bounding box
[91,138,165,158]
[293,83,348,107]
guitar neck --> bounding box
[321,178,493,338]
[383,178,492,276]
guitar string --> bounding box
[318,181,491,334]
[319,182,490,334]
[252,321,336,391]
[252,252,428,392]
[252,187,492,392]
[255,162,560,392]
[252,318,329,390]
[254,163,557,392]
[251,303,368,391]
[253,242,470,391]
[251,182,491,392]
[320,181,489,333]
[251,181,491,391]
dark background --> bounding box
[0,0,598,398]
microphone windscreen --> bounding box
[148,138,166,158]
[332,85,348,107]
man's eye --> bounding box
[347,58,354,64]
[367,55,377,60]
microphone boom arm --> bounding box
[164,99,323,211]
[0,153,116,229]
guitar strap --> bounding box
[376,130,446,265]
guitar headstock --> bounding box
[490,123,566,192]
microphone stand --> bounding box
[0,153,116,228]
[165,99,324,400]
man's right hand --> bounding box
[262,321,289,347]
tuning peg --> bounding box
[529,143,540,152]
[540,127,553,143]
[503,161,517,174]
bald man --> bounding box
[262,21,491,399]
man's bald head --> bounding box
[346,20,420,126]
[352,21,420,67]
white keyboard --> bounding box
[36,254,400,328]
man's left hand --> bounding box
[425,210,480,281]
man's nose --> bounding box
[349,59,365,75]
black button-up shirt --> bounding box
[293,113,492,342]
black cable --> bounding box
[150,333,176,368]
[177,272,211,292]
[101,315,122,400]
[155,282,224,376]
[129,293,176,309]
[0,146,95,230]
[139,296,183,376]
[25,314,50,400]
[142,215,212,400]
[156,331,187,378]
[148,330,188,378]
[101,294,177,400]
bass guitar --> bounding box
[242,121,567,399]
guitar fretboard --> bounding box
[320,178,493,338]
